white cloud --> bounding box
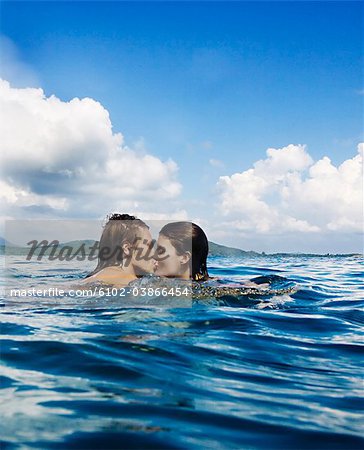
[217,143,363,235]
[0,180,68,210]
[254,144,313,180]
[0,79,182,220]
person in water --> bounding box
[84,216,295,298]
[152,221,281,297]
[85,213,155,287]
[154,221,209,281]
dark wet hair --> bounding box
[86,213,149,278]
[159,221,209,281]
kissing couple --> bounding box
[84,213,209,289]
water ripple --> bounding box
[1,254,363,449]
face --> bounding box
[154,234,191,278]
[129,227,155,275]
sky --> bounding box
[0,1,363,253]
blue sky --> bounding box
[0,1,363,252]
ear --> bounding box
[180,251,191,265]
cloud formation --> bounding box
[0,79,182,219]
[217,143,363,235]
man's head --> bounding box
[88,213,154,277]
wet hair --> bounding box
[159,221,209,281]
[86,213,149,278]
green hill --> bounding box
[0,238,259,257]
[208,241,259,257]
[1,237,360,258]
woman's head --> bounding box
[155,221,209,281]
[87,213,154,277]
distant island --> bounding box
[208,241,259,257]
[0,238,258,257]
[0,237,361,258]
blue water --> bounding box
[1,254,363,449]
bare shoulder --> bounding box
[81,267,131,288]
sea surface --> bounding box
[1,254,363,449]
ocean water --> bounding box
[1,254,363,449]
